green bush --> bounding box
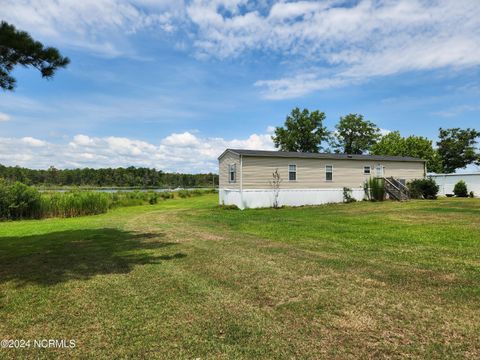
[364,178,384,201]
[469,191,475,198]
[159,191,173,200]
[218,204,239,210]
[407,178,439,199]
[343,187,356,203]
[177,190,191,198]
[453,180,468,197]
[0,180,41,220]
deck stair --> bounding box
[383,177,410,201]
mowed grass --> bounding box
[0,195,479,359]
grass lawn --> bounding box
[0,194,479,359]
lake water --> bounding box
[38,188,216,193]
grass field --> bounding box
[0,194,479,359]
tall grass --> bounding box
[39,191,111,218]
[0,179,216,221]
[364,177,385,201]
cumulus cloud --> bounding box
[0,113,11,122]
[0,131,274,172]
[21,137,47,147]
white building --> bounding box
[429,173,480,197]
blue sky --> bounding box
[1,0,479,172]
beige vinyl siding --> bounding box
[219,151,241,189]
[241,156,424,189]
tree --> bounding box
[332,113,381,154]
[371,131,443,173]
[272,108,329,152]
[437,128,480,173]
[0,21,69,91]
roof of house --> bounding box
[219,149,425,162]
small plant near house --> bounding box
[453,180,468,197]
[364,178,385,201]
[269,168,282,208]
[218,204,239,210]
[343,187,356,203]
[407,178,439,199]
[469,191,475,198]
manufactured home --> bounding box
[218,149,426,209]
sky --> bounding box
[0,0,479,173]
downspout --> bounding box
[240,155,244,208]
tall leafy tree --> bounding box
[437,128,480,173]
[371,131,443,173]
[272,108,329,152]
[332,113,381,154]
[0,21,69,91]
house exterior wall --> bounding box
[429,173,480,197]
[218,151,240,190]
[241,156,424,189]
[218,150,425,209]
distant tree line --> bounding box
[0,165,218,188]
[273,108,480,173]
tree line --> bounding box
[0,165,218,188]
[272,108,480,173]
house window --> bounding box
[229,164,236,183]
[288,164,297,181]
[325,165,333,181]
[364,166,371,175]
[375,165,383,177]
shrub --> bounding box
[0,180,41,219]
[177,190,191,198]
[469,191,475,198]
[343,187,356,203]
[218,204,239,210]
[453,180,468,197]
[148,192,158,205]
[159,191,173,200]
[364,178,384,201]
[407,178,439,199]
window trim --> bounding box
[325,164,333,182]
[228,163,236,183]
[363,165,371,175]
[288,164,297,181]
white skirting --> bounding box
[219,188,365,209]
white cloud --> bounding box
[432,104,480,118]
[0,131,274,172]
[21,137,47,147]
[0,113,11,122]
[185,0,480,99]
[379,128,391,136]
[1,0,184,57]
[3,1,479,97]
